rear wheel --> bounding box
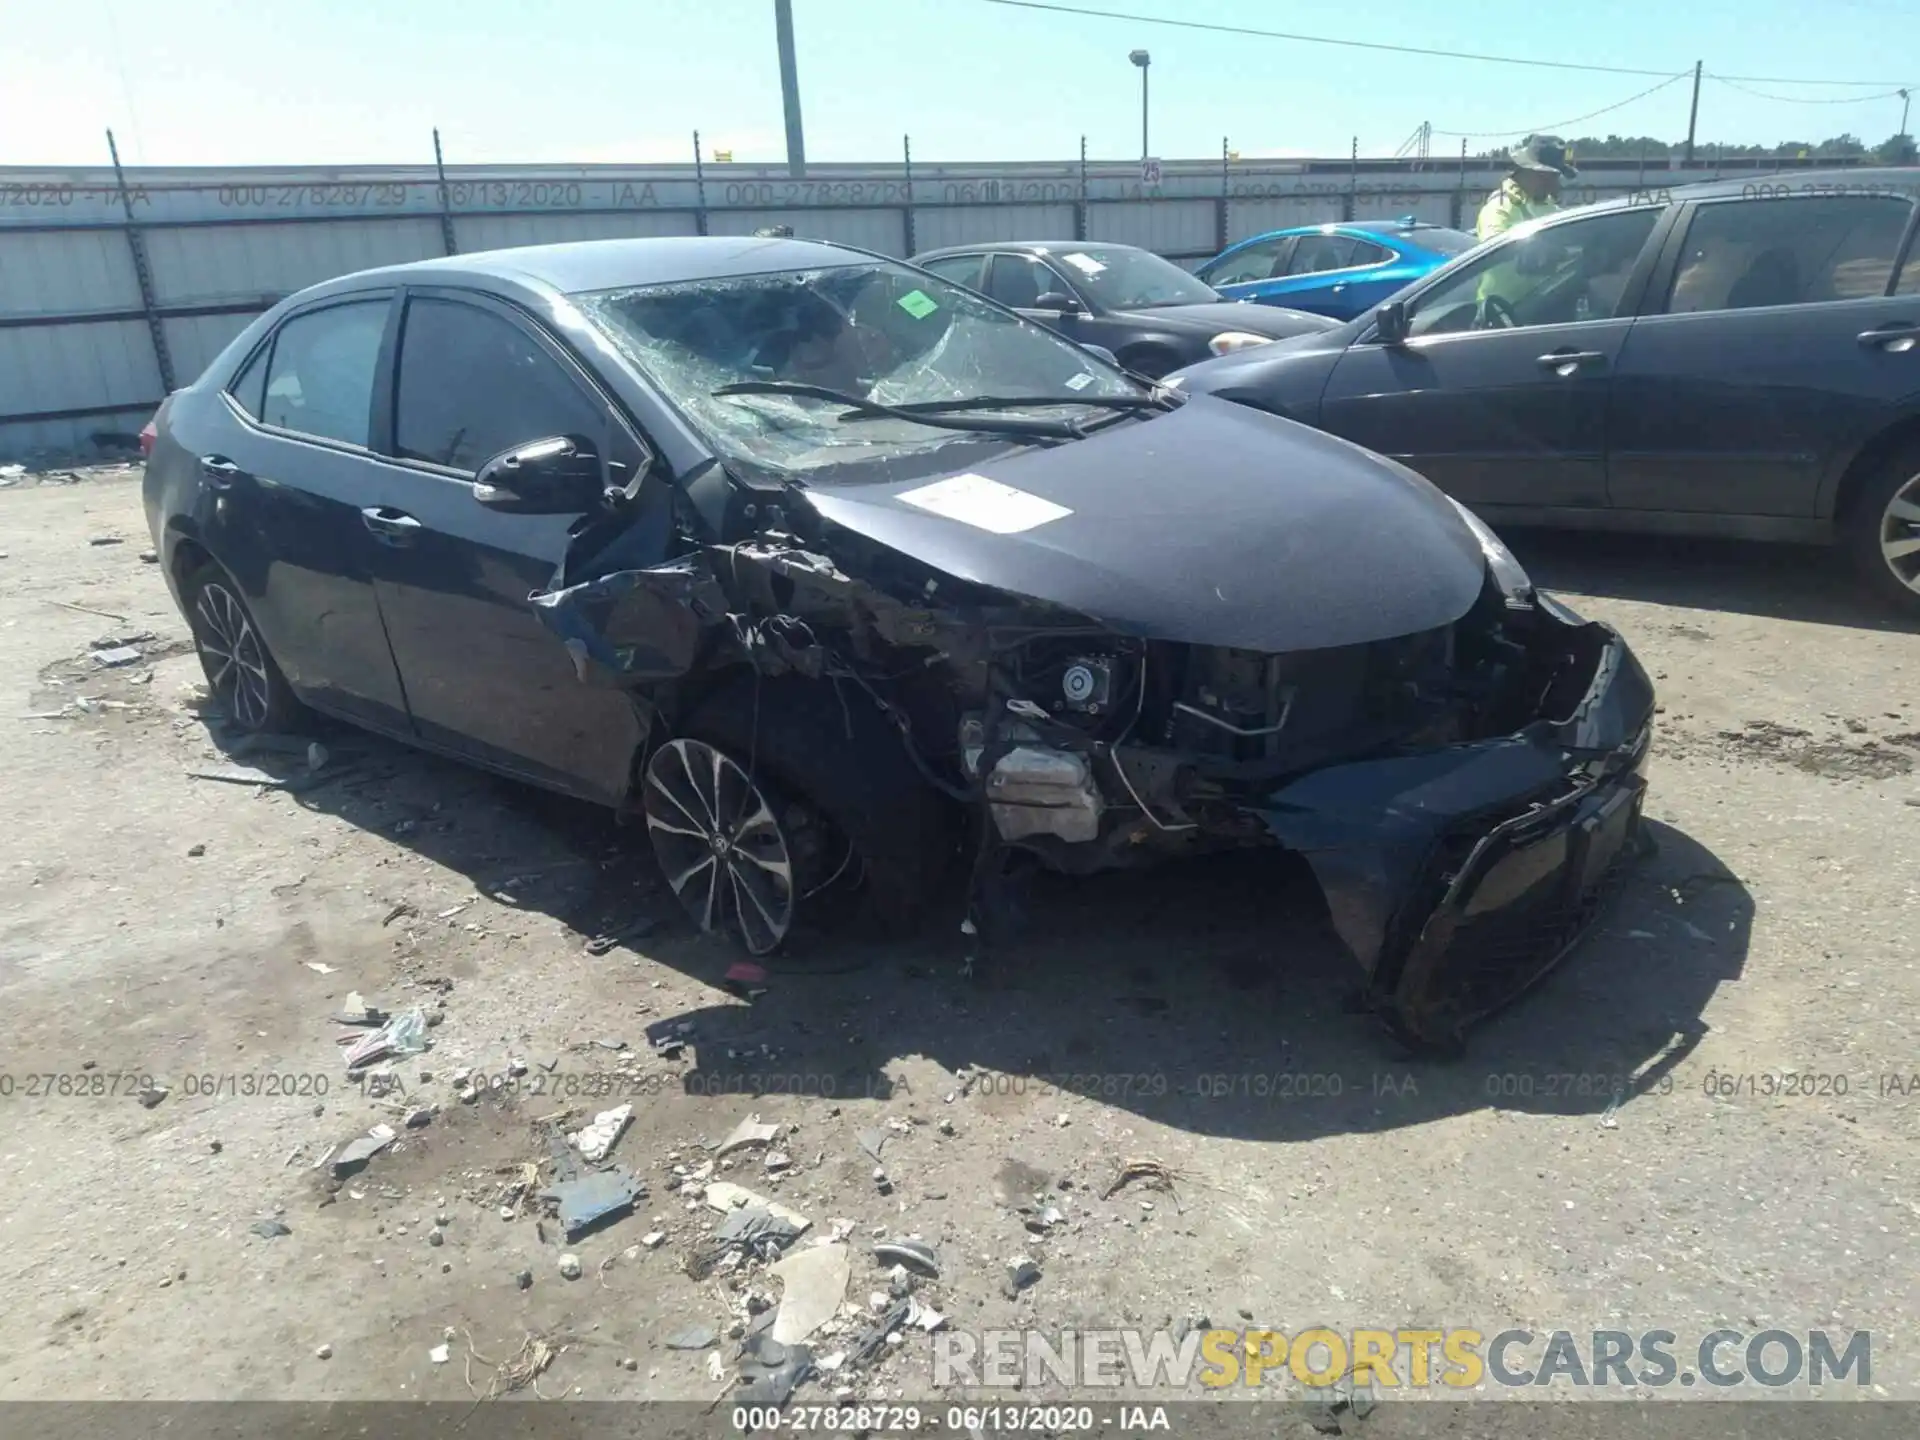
[183,561,302,733]
[642,676,951,952]
[1843,446,1920,614]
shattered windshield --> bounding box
[1048,247,1221,309]
[575,261,1144,477]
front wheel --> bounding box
[642,677,952,953]
[1842,447,1920,614]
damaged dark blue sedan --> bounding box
[143,235,1654,1048]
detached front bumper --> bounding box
[1258,599,1655,1049]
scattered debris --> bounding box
[331,1123,397,1178]
[139,549,158,563]
[716,1113,783,1157]
[905,1296,947,1332]
[641,1231,666,1249]
[1023,1205,1067,1234]
[704,1181,810,1231]
[844,1298,911,1370]
[88,535,124,546]
[248,1219,291,1240]
[342,1006,430,1070]
[1102,1156,1183,1212]
[768,1242,852,1344]
[991,1157,1052,1207]
[135,1081,169,1110]
[304,962,337,976]
[707,1350,727,1382]
[645,1017,695,1057]
[687,1201,807,1280]
[543,1166,643,1243]
[315,1344,332,1360]
[185,842,206,858]
[736,1322,814,1405]
[468,1331,556,1399]
[873,1239,941,1279]
[1003,1256,1042,1298]
[515,1269,534,1291]
[382,902,416,927]
[90,646,143,668]
[666,1324,717,1351]
[569,1103,633,1163]
[583,915,658,955]
[558,1253,583,1280]
[723,960,770,999]
[857,1128,887,1163]
[430,1342,450,1365]
[763,1150,791,1173]
[872,1167,892,1195]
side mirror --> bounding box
[473,436,606,514]
[1081,343,1120,367]
[1032,291,1082,315]
[1374,300,1411,346]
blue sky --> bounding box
[7,0,1916,168]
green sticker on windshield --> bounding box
[897,289,939,319]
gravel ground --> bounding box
[0,469,1914,1424]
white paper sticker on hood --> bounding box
[895,473,1073,534]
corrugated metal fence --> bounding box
[0,145,1854,457]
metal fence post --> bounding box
[1075,136,1090,241]
[432,129,458,255]
[1345,136,1358,222]
[1451,138,1467,229]
[107,129,174,395]
[1216,135,1230,252]
[902,134,916,256]
[693,131,709,236]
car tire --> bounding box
[182,560,303,734]
[641,675,953,953]
[1842,445,1920,613]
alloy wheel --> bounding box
[193,581,274,730]
[643,738,795,955]
[1879,472,1920,595]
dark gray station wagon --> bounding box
[1176,169,1920,611]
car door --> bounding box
[1197,236,1296,302]
[1317,238,1405,317]
[1606,191,1920,517]
[1316,203,1667,510]
[196,293,411,731]
[356,288,664,803]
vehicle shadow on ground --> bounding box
[269,719,1751,1145]
[1504,528,1920,632]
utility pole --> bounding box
[1902,88,1913,148]
[1683,60,1702,166]
[1129,49,1151,161]
[774,0,806,178]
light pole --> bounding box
[1129,49,1150,161]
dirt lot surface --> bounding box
[1,468,1916,1423]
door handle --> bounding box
[1858,324,1920,352]
[199,455,243,490]
[360,506,423,545]
[1537,350,1606,376]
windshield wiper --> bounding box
[877,393,1168,416]
[713,381,1084,440]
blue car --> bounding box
[1195,218,1477,319]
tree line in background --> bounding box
[1478,133,1917,164]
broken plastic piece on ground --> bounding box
[704,1181,810,1231]
[735,1322,814,1406]
[136,1082,169,1109]
[872,1239,940,1279]
[716,1113,782,1157]
[905,1296,947,1332]
[844,1297,912,1370]
[768,1241,852,1344]
[542,1166,643,1242]
[91,646,143,667]
[584,914,658,955]
[664,1325,718,1351]
[857,1128,887,1164]
[723,959,771,1000]
[342,1006,429,1070]
[1003,1256,1042,1297]
[248,1219,291,1240]
[331,1123,397,1177]
[569,1103,633,1163]
[645,1017,695,1057]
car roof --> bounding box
[913,240,1148,261]
[1650,164,1914,202]
[299,235,875,300]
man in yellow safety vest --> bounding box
[1474,135,1579,318]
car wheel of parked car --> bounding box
[642,676,951,952]
[1844,447,1920,613]
[184,561,302,733]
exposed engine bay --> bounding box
[533,489,1655,1051]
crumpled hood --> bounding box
[1114,300,1338,339]
[796,394,1488,653]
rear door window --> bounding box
[1288,235,1361,275]
[918,255,985,290]
[1665,194,1915,313]
[1347,239,1394,267]
[257,300,389,447]
[1207,237,1293,284]
[393,297,608,473]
